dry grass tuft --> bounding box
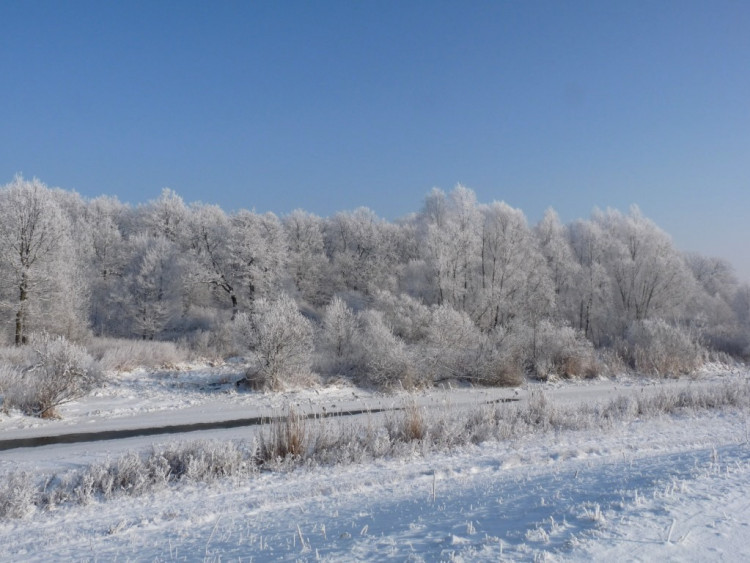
[258,407,309,462]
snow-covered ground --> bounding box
[1,360,741,440]
[1,364,749,561]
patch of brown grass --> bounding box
[257,407,308,462]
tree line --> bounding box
[1,175,747,382]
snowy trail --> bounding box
[0,405,401,452]
[1,363,738,444]
[1,366,745,473]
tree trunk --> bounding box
[15,273,28,345]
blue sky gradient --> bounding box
[2,1,749,279]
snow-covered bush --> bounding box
[243,294,315,391]
[371,290,432,343]
[700,325,750,362]
[160,440,245,481]
[3,334,102,418]
[472,338,525,387]
[2,381,750,522]
[180,328,231,362]
[0,472,36,519]
[0,362,19,399]
[316,296,359,376]
[73,452,151,504]
[227,312,256,356]
[623,319,703,376]
[354,310,415,389]
[417,305,481,383]
[70,440,246,505]
[529,321,598,380]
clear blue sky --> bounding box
[2,1,749,280]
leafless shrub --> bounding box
[474,326,529,387]
[633,382,750,416]
[315,296,359,377]
[602,395,639,420]
[0,345,28,368]
[64,440,249,507]
[371,290,432,343]
[180,328,233,363]
[3,334,102,418]
[417,305,481,384]
[596,348,627,377]
[0,363,20,402]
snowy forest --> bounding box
[1,174,748,390]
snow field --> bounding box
[1,370,749,561]
[1,409,748,561]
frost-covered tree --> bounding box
[419,304,482,382]
[567,219,611,343]
[535,209,579,317]
[244,294,314,390]
[82,195,129,335]
[371,290,432,343]
[421,185,482,310]
[283,209,331,305]
[120,235,183,339]
[187,204,289,320]
[228,210,288,306]
[0,176,83,344]
[476,201,553,330]
[140,188,189,243]
[317,296,358,375]
[735,284,750,326]
[685,253,738,302]
[595,207,693,325]
[187,203,239,318]
[324,207,396,294]
[321,296,357,359]
[354,309,413,388]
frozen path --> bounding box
[2,363,741,444]
[1,365,746,474]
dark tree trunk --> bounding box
[15,273,28,346]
